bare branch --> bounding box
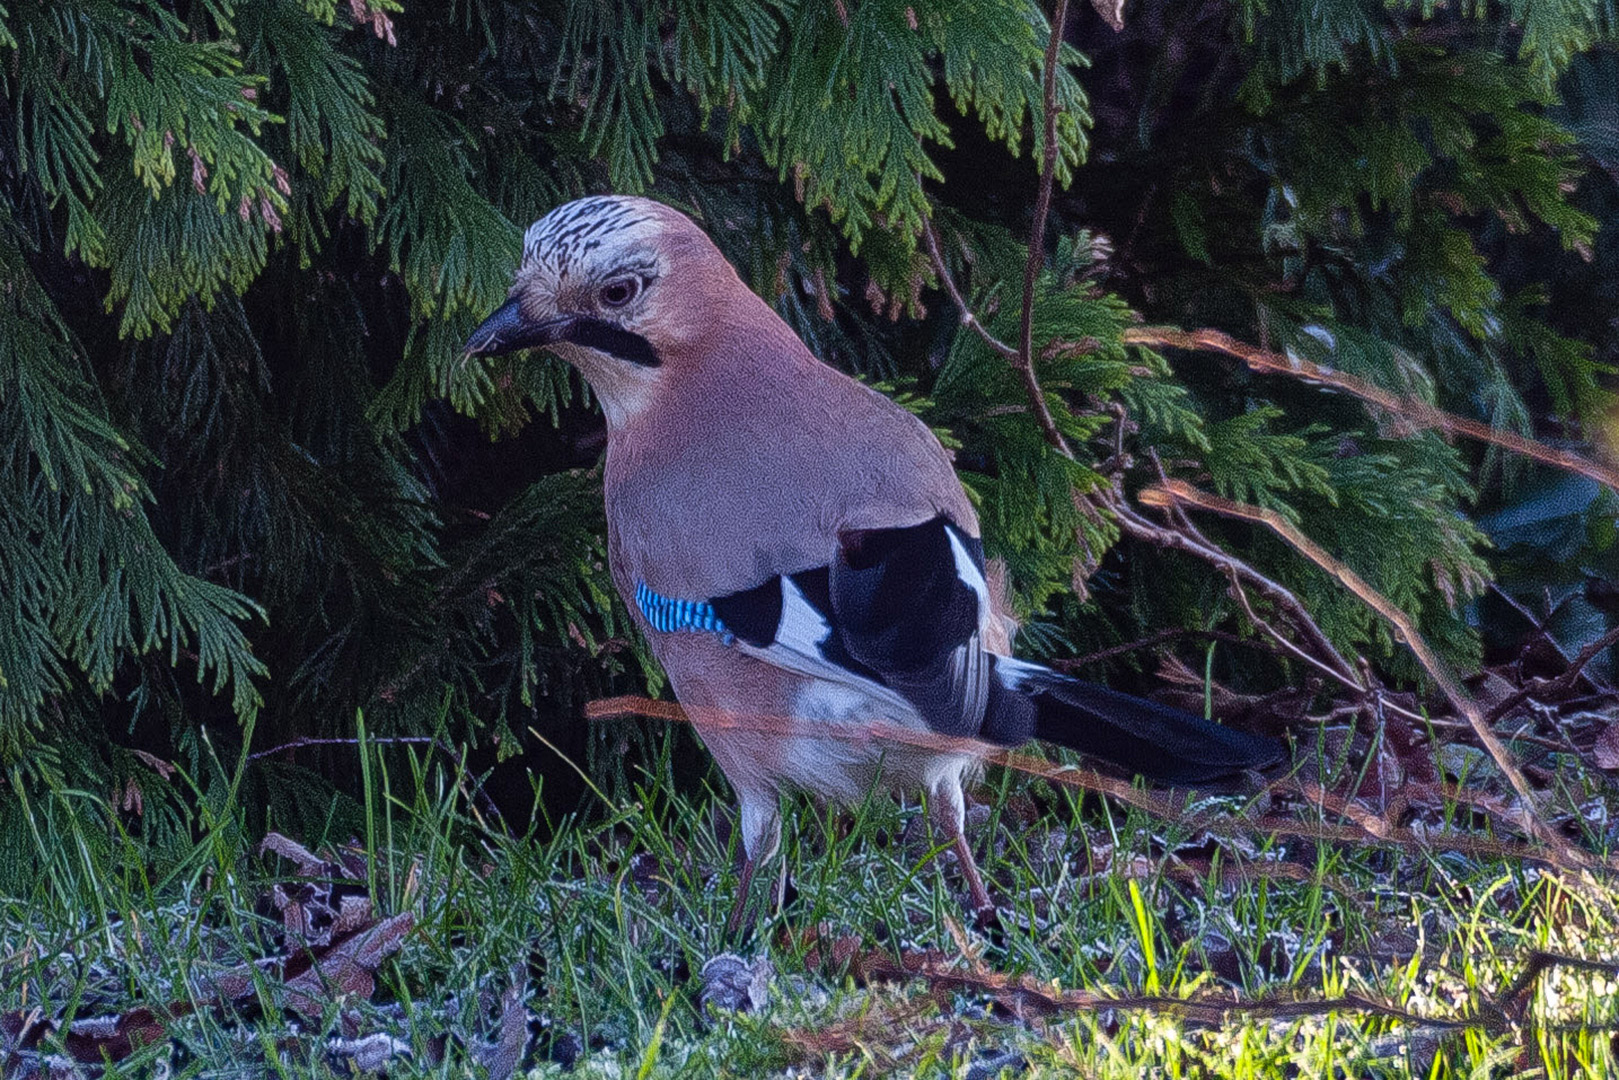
[1143,446,1364,692]
[248,735,438,759]
[248,734,506,829]
[1098,486,1364,691]
[1126,325,1619,496]
[1485,624,1619,724]
[780,941,1619,1055]
[584,694,1615,869]
[919,218,1018,360]
[1139,478,1588,868]
[1015,0,1075,459]
[1050,627,1253,671]
[919,0,1073,456]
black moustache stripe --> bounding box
[563,317,662,367]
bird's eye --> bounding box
[598,277,640,308]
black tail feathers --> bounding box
[991,658,1283,784]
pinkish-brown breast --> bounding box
[602,316,976,606]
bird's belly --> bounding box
[763,679,978,803]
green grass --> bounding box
[5,728,1619,1078]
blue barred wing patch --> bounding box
[635,581,734,643]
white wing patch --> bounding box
[992,656,1050,693]
[776,577,833,654]
[948,640,990,733]
[731,576,918,722]
[934,530,992,734]
[946,529,990,608]
[723,523,1000,736]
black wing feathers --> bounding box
[705,515,1280,780]
[833,520,978,677]
[1003,662,1284,783]
[832,517,999,739]
[708,577,782,648]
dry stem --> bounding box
[920,219,1017,360]
[1099,485,1363,691]
[1015,0,1075,458]
[1126,325,1619,495]
[786,943,1619,1038]
[1138,479,1587,868]
[585,695,1609,871]
[1485,624,1619,724]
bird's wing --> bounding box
[827,517,992,738]
[650,515,1034,743]
[635,514,1280,778]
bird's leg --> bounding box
[723,852,795,941]
[725,854,757,937]
[772,854,795,914]
[953,828,996,927]
[725,796,781,938]
[930,782,997,929]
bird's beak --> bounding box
[463,298,570,358]
[465,296,663,367]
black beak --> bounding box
[463,299,569,358]
[465,298,662,367]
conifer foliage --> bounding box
[0,1,1614,808]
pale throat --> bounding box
[561,344,664,431]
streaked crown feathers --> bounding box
[521,195,672,276]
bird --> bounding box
[465,194,1283,928]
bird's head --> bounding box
[465,195,740,428]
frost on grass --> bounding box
[8,753,1619,1079]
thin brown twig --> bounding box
[1100,487,1363,691]
[919,219,1017,360]
[1139,479,1588,869]
[1141,450,1365,693]
[1015,0,1074,459]
[860,957,1475,1029]
[920,3,1073,456]
[1125,326,1619,496]
[247,735,506,828]
[584,696,1615,870]
[1423,715,1569,753]
[1368,692,1434,728]
[1308,774,1525,835]
[1485,624,1619,724]
[790,945,1619,1038]
[1004,742,1580,867]
[248,735,440,760]
[1221,547,1364,693]
[1050,627,1254,671]
[1113,479,1435,734]
[1010,0,1075,459]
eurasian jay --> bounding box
[466,195,1282,925]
